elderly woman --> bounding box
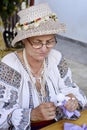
[0,3,87,130]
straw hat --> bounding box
[12,3,65,47]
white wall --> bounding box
[35,0,87,43]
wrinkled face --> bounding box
[23,34,56,61]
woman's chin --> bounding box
[36,56,46,61]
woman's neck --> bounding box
[23,49,45,77]
[27,54,44,69]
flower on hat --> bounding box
[14,13,58,31]
[49,13,58,21]
[15,23,21,31]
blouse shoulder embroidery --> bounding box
[0,61,21,88]
[0,62,19,110]
[57,57,68,78]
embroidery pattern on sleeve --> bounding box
[64,77,76,88]
[17,109,30,130]
[57,57,68,78]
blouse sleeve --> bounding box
[57,56,87,108]
[0,61,31,130]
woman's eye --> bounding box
[35,42,41,44]
[47,41,55,44]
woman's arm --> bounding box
[57,57,87,109]
[0,61,31,129]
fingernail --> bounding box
[72,97,75,100]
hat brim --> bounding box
[12,20,65,47]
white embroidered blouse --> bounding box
[0,49,87,130]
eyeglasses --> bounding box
[27,37,57,49]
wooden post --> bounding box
[0,16,6,50]
[30,0,34,6]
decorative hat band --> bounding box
[15,13,58,31]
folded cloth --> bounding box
[56,93,80,120]
[60,100,80,119]
[64,123,87,130]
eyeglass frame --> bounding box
[27,37,57,49]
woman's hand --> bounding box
[64,93,79,112]
[30,102,56,121]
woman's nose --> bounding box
[41,43,47,52]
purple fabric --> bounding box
[64,123,87,130]
[60,100,80,119]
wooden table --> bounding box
[40,110,87,130]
